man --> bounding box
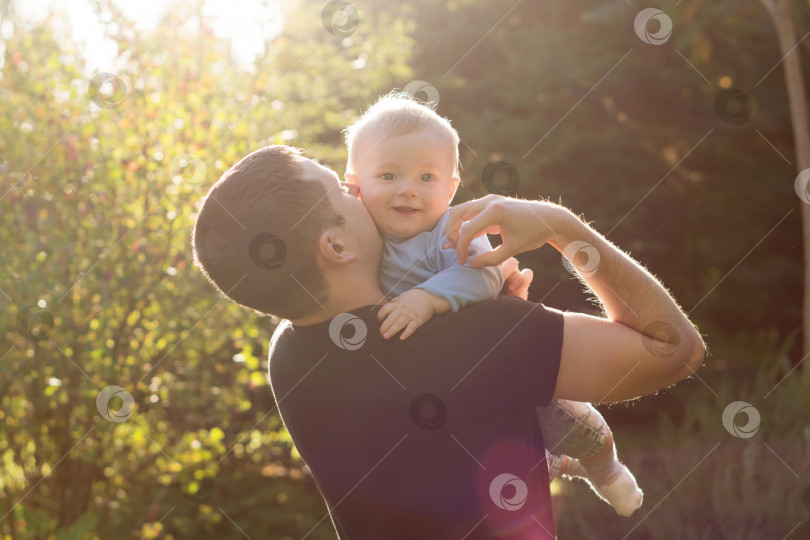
[192,146,705,539]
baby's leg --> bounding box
[545,450,573,482]
[537,398,607,459]
[546,450,586,486]
[537,399,643,517]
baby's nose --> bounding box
[397,179,418,195]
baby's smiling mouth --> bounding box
[392,206,421,214]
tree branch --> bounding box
[760,0,778,23]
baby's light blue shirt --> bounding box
[378,210,505,312]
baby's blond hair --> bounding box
[344,92,460,175]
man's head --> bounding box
[192,146,382,321]
[344,93,461,238]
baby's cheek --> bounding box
[361,198,389,228]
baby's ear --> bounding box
[448,175,461,201]
[345,172,359,185]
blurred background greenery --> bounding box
[1,0,809,538]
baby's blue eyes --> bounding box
[378,173,435,182]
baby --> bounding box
[342,92,643,517]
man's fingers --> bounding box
[498,267,533,299]
[506,266,528,285]
[444,199,486,239]
[455,207,501,265]
[441,231,459,250]
[512,268,533,300]
[444,198,504,254]
[503,269,521,293]
[519,268,533,289]
[499,257,518,278]
[468,243,509,269]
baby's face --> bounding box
[347,125,460,238]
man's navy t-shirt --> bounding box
[268,297,564,539]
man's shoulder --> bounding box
[408,297,565,356]
[267,307,384,365]
[268,319,298,371]
[269,319,293,351]
[453,296,564,319]
[267,299,564,365]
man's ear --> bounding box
[317,228,357,265]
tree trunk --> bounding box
[761,0,810,357]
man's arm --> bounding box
[443,195,706,404]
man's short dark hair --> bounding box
[192,146,345,319]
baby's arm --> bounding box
[414,213,504,311]
[378,213,504,340]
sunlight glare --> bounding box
[11,0,284,73]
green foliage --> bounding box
[0,0,409,538]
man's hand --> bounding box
[498,257,533,300]
[378,289,449,340]
[443,195,563,268]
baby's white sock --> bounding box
[564,450,643,517]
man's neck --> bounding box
[289,287,387,327]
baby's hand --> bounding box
[378,289,440,340]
